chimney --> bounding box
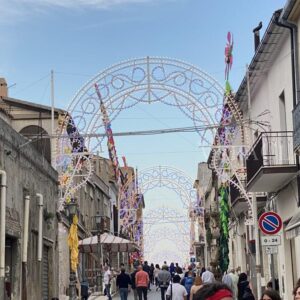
[253,21,263,52]
[0,78,8,98]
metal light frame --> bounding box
[56,56,252,222]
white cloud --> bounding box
[0,0,167,23]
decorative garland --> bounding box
[218,185,230,273]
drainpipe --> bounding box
[22,195,30,263]
[274,8,300,204]
[36,194,43,262]
[252,195,262,300]
[0,170,7,279]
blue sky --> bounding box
[0,0,286,262]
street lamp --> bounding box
[95,211,103,293]
[65,199,78,300]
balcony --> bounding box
[230,176,249,215]
[90,216,111,234]
[293,101,300,151]
[246,132,297,192]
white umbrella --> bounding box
[79,232,138,253]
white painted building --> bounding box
[228,2,300,299]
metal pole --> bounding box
[97,225,103,293]
[50,70,55,167]
[253,195,262,299]
[270,254,276,289]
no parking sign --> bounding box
[258,211,282,235]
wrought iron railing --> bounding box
[246,131,296,183]
[230,175,246,204]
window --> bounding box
[19,125,51,162]
[89,186,94,200]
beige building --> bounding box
[0,79,121,298]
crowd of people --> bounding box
[100,262,300,300]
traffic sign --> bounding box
[261,235,281,246]
[265,246,278,255]
[258,211,282,235]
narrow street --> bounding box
[90,284,161,300]
[2,1,300,300]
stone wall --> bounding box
[0,117,59,299]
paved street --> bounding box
[90,285,161,300]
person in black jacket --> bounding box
[237,273,255,300]
[143,261,151,291]
[117,268,132,300]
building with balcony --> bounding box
[228,2,300,298]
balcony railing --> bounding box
[246,131,297,191]
[293,100,300,151]
[230,175,246,204]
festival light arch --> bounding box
[143,206,190,235]
[56,56,252,225]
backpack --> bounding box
[183,276,194,294]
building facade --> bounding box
[0,114,60,299]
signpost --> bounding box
[258,212,282,235]
[259,211,282,291]
[265,246,278,255]
[261,235,281,246]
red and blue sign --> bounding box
[259,211,282,235]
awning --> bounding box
[285,210,300,240]
[79,232,139,253]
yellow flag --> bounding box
[68,215,79,272]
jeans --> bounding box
[137,286,148,300]
[133,289,138,300]
[160,287,167,300]
[105,284,112,300]
[119,288,129,300]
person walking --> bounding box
[228,269,239,300]
[237,273,254,300]
[116,267,132,300]
[104,266,112,300]
[181,266,195,300]
[136,265,150,300]
[293,283,300,300]
[175,263,183,275]
[131,266,139,300]
[170,263,176,278]
[150,263,155,285]
[143,261,151,291]
[261,289,281,300]
[166,275,188,300]
[201,266,215,284]
[200,268,206,277]
[154,264,161,290]
[222,272,234,292]
[189,276,203,300]
[80,279,89,300]
[193,282,233,300]
[158,264,172,300]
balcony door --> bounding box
[279,91,289,164]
